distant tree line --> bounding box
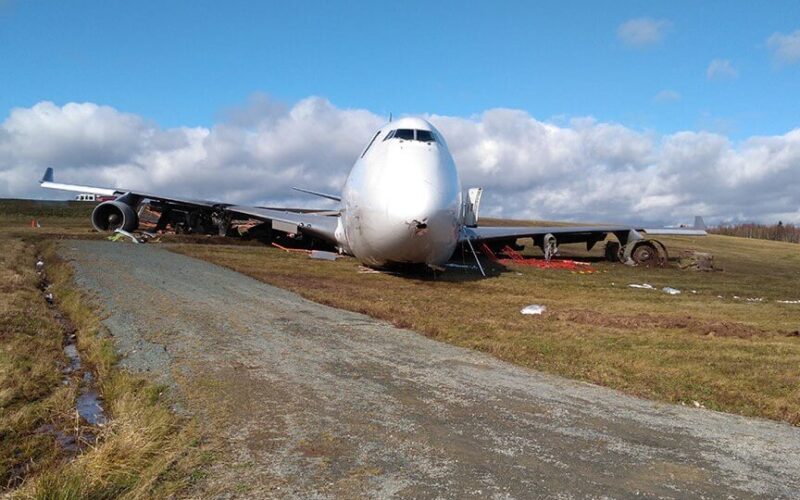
[710,221,800,244]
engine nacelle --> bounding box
[91,200,139,232]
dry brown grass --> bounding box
[0,236,75,489]
[0,232,210,498]
[170,233,800,425]
[2,200,799,496]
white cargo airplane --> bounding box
[40,117,705,273]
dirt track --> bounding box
[62,240,800,498]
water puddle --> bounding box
[36,256,108,450]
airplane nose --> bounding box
[377,153,461,264]
[346,138,462,266]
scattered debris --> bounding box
[445,263,479,270]
[310,250,338,261]
[35,259,45,272]
[272,242,311,254]
[357,266,381,274]
[111,229,140,243]
[629,284,682,295]
[778,300,800,304]
[732,296,765,302]
[44,292,54,304]
[678,250,717,271]
[521,304,547,315]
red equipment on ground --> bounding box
[480,243,598,272]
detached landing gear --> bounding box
[605,238,668,267]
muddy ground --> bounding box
[61,241,800,498]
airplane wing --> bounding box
[226,205,338,242]
[39,168,340,243]
[462,220,706,250]
[40,167,222,208]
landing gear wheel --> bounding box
[632,242,657,265]
[624,240,668,267]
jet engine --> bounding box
[91,200,139,232]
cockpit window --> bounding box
[394,129,415,140]
[416,130,435,143]
[382,128,438,143]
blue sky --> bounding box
[1,1,799,224]
[1,0,798,139]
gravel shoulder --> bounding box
[62,240,800,498]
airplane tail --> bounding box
[694,216,707,230]
[41,167,54,183]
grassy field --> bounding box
[0,221,209,496]
[1,198,799,496]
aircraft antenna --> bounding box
[389,112,392,122]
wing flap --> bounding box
[226,205,339,243]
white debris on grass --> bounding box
[310,250,338,261]
[521,305,547,315]
[777,300,800,304]
[357,266,381,274]
[732,296,765,302]
[629,283,682,295]
[445,263,478,270]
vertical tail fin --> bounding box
[694,216,707,230]
[40,167,54,183]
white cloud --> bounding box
[1,97,799,225]
[617,18,670,47]
[654,90,681,103]
[706,59,738,80]
[767,30,800,65]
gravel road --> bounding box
[62,240,800,498]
